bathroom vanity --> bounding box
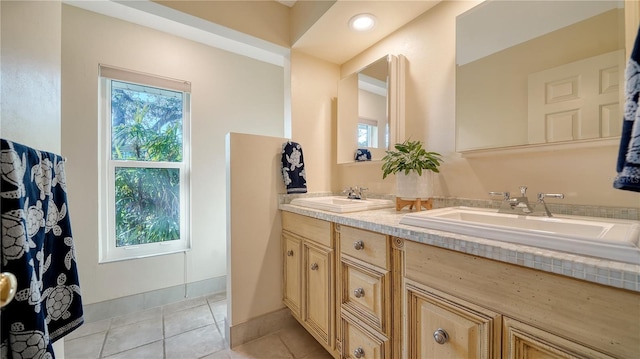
[280,203,640,359]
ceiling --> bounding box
[292,1,441,64]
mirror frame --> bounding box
[337,54,405,164]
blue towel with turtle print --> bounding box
[355,148,372,162]
[1,139,84,359]
[281,141,307,194]
[614,26,640,192]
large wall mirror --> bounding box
[456,1,626,152]
[337,54,405,164]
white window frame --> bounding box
[98,65,191,263]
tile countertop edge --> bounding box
[279,204,640,293]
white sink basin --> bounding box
[290,196,394,213]
[399,206,640,264]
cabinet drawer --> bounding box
[283,211,332,247]
[339,225,388,269]
[341,258,390,335]
[406,280,501,359]
[342,314,389,359]
[503,317,616,359]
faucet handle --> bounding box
[537,193,565,201]
[489,191,510,200]
[519,186,528,196]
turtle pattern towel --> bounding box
[1,139,83,359]
[355,149,372,162]
[281,141,307,194]
[614,26,640,192]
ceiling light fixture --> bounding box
[349,13,377,32]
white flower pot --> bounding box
[396,171,434,199]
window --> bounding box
[358,119,379,148]
[99,65,191,262]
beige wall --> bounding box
[227,132,286,328]
[156,0,290,48]
[1,1,66,355]
[1,0,62,154]
[290,50,339,193]
[337,0,637,207]
[61,5,285,304]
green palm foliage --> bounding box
[110,82,183,247]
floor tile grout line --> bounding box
[275,330,298,359]
[162,305,167,359]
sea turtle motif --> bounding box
[8,322,52,359]
[31,156,53,201]
[285,146,303,170]
[0,143,26,199]
[63,237,76,270]
[1,209,36,265]
[41,273,81,324]
[26,199,45,239]
[15,263,43,314]
[45,200,66,236]
[51,157,67,192]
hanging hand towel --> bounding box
[1,139,84,359]
[614,26,640,192]
[281,141,307,194]
[355,148,372,162]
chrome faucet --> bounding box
[343,186,367,200]
[531,193,565,217]
[490,186,564,217]
[489,186,533,215]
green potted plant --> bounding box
[381,139,443,199]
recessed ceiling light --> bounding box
[349,14,377,32]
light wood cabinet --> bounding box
[282,212,336,356]
[337,225,393,359]
[342,311,390,359]
[283,232,301,317]
[282,211,639,359]
[403,239,640,359]
[405,282,501,359]
[305,242,333,343]
[503,317,616,359]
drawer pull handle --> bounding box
[353,347,365,358]
[287,250,294,257]
[353,240,365,250]
[354,287,365,298]
[433,328,449,345]
[310,263,319,271]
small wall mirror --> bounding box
[455,0,625,152]
[337,54,405,164]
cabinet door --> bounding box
[305,242,334,346]
[503,317,616,359]
[283,233,301,317]
[406,282,501,359]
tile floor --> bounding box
[64,293,333,359]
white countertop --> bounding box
[280,203,640,293]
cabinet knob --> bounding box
[353,287,365,298]
[433,328,449,345]
[310,263,319,271]
[287,250,294,257]
[353,347,365,358]
[353,240,365,250]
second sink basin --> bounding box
[290,196,394,213]
[399,206,640,264]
